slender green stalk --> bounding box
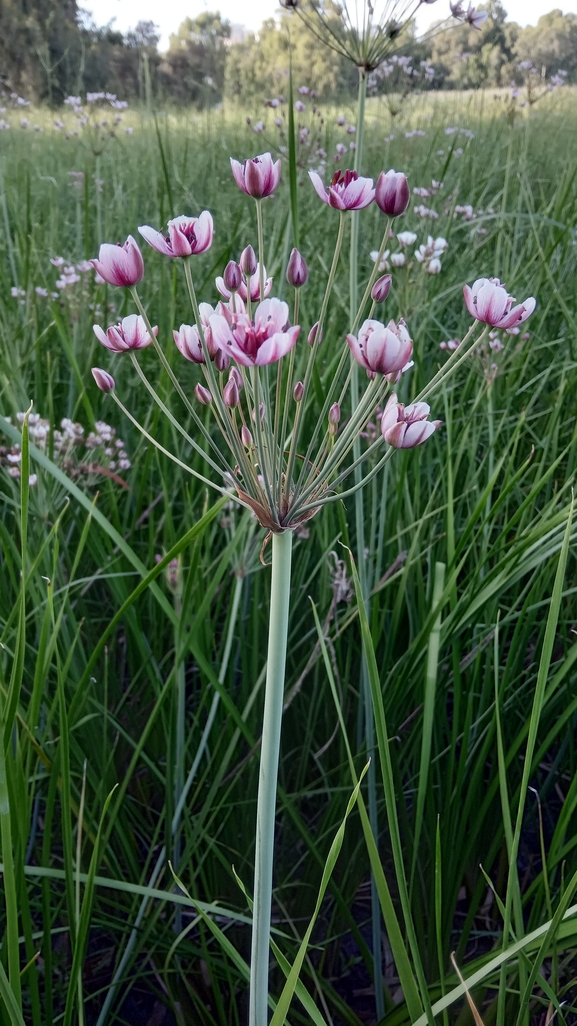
[173,578,185,935]
[75,761,87,1026]
[285,211,346,497]
[130,286,201,425]
[411,563,446,888]
[249,529,293,1026]
[351,218,392,335]
[256,199,265,302]
[484,378,496,566]
[251,366,280,525]
[180,261,247,468]
[498,499,574,1026]
[110,393,232,497]
[0,408,33,1013]
[95,567,245,1026]
[0,726,21,1009]
[128,353,234,477]
[347,63,386,1025]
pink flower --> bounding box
[381,393,441,448]
[230,153,281,199]
[174,301,233,362]
[92,367,115,392]
[309,169,375,211]
[138,211,213,257]
[346,318,413,378]
[91,235,144,287]
[93,314,157,352]
[209,298,300,367]
[375,170,410,217]
[465,4,488,28]
[216,265,272,302]
[463,278,536,329]
[173,324,206,364]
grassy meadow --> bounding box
[1,86,577,1024]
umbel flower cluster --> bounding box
[90,152,535,534]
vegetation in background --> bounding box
[0,84,576,1022]
[0,0,576,105]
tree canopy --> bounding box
[0,1,575,105]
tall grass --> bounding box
[0,87,576,1023]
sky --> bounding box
[81,0,577,48]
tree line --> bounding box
[0,0,575,106]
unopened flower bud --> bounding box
[223,260,242,292]
[328,402,341,436]
[286,247,308,288]
[195,383,212,406]
[371,274,392,303]
[251,402,266,423]
[293,380,304,401]
[308,321,323,345]
[91,367,115,392]
[229,366,243,389]
[214,348,230,373]
[375,170,410,217]
[223,377,240,408]
[241,425,253,447]
[240,245,257,277]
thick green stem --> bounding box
[249,529,293,1026]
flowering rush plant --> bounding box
[89,151,535,1026]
